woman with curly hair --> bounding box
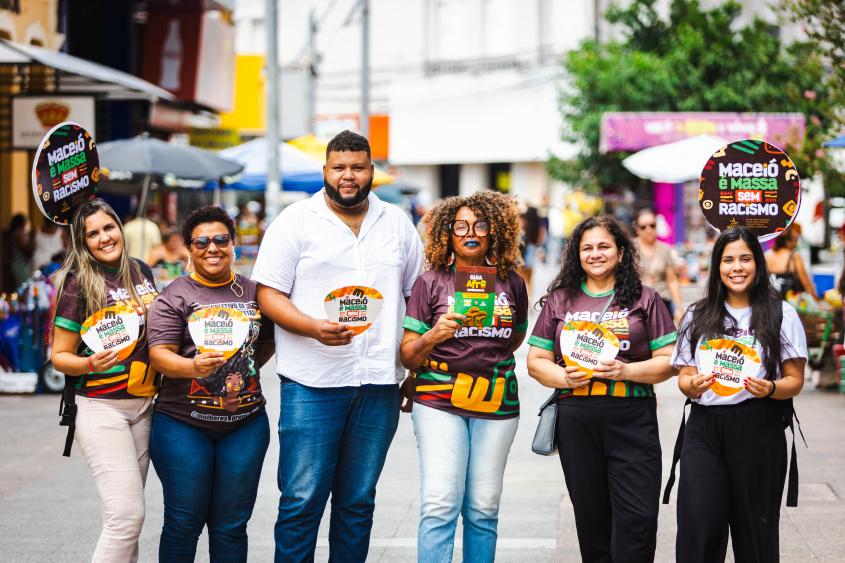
[399,189,527,563]
[526,215,677,562]
[147,205,275,562]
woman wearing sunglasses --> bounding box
[147,206,275,562]
[400,190,527,563]
[635,209,684,324]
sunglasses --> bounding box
[451,220,490,237]
[637,223,656,230]
[191,234,231,250]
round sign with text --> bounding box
[324,286,384,336]
[699,140,800,242]
[80,304,139,362]
[31,122,99,224]
[559,320,620,378]
[698,338,761,396]
[188,307,251,360]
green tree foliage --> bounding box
[551,0,842,192]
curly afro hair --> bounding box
[181,205,236,247]
[202,352,253,397]
[423,190,522,280]
[539,215,642,310]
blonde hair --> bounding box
[53,199,148,343]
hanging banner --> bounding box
[454,266,497,328]
[699,140,800,241]
[80,304,140,362]
[698,338,762,396]
[559,320,621,378]
[324,286,384,335]
[31,122,99,224]
[188,306,251,360]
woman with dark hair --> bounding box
[765,224,819,302]
[147,205,275,562]
[50,198,159,562]
[669,226,807,562]
[400,190,527,563]
[526,215,677,562]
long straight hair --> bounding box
[680,227,785,379]
[52,199,148,342]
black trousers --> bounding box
[556,397,661,563]
[676,399,787,563]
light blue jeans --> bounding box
[412,403,519,563]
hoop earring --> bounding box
[447,252,455,266]
[186,255,193,271]
[485,253,495,266]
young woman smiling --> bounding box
[526,215,677,562]
[668,226,807,562]
[147,206,274,562]
[51,199,159,562]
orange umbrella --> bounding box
[287,134,394,186]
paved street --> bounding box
[1,262,844,562]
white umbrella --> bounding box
[622,135,730,183]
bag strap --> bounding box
[542,292,616,412]
[782,397,806,507]
[662,397,691,504]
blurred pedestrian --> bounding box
[526,215,676,563]
[668,226,807,562]
[50,198,159,562]
[123,213,162,262]
[519,206,545,300]
[147,206,275,562]
[6,213,34,289]
[765,225,819,303]
[31,220,69,271]
[634,209,684,324]
[399,190,527,563]
[252,130,423,562]
[147,229,190,278]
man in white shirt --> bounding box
[253,131,423,563]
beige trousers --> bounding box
[75,395,153,563]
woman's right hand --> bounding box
[429,312,465,344]
[562,365,591,389]
[680,370,714,398]
[88,349,119,373]
[191,351,226,378]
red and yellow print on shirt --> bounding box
[414,356,518,417]
[324,286,384,335]
[699,338,761,396]
[559,320,620,378]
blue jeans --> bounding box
[274,377,400,563]
[149,410,270,563]
[412,404,519,563]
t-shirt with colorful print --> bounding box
[147,273,273,432]
[528,283,677,399]
[53,264,160,399]
[403,268,528,420]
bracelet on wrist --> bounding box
[87,356,96,373]
[764,380,776,398]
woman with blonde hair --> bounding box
[51,198,159,562]
[400,189,527,563]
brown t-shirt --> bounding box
[528,283,677,399]
[147,274,272,432]
[53,264,160,399]
[637,241,675,301]
[403,268,528,419]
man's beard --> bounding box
[324,177,373,208]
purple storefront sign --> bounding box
[600,112,805,153]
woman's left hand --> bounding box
[592,359,628,381]
[745,376,775,398]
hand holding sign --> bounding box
[324,286,384,336]
[559,321,621,379]
[80,304,140,362]
[188,307,251,362]
[698,339,761,396]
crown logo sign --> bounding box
[34,101,71,128]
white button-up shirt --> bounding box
[252,189,424,387]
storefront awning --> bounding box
[0,39,175,102]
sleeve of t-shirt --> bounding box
[781,302,809,361]
[644,289,678,351]
[251,210,300,294]
[528,290,558,352]
[671,308,696,368]
[146,289,186,348]
[513,274,529,333]
[54,276,82,333]
[402,276,433,334]
[401,218,424,297]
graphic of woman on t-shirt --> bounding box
[195,353,257,412]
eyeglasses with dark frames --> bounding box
[451,220,490,237]
[191,234,232,250]
[637,223,656,230]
